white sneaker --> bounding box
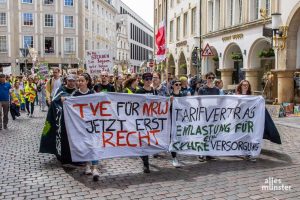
[172,158,181,168]
[85,164,92,175]
[92,168,100,181]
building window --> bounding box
[85,0,88,9]
[45,37,54,53]
[44,14,54,27]
[191,7,196,34]
[64,16,73,28]
[65,38,74,53]
[176,16,180,40]
[208,1,213,32]
[266,0,271,16]
[169,20,173,42]
[85,39,88,50]
[0,0,7,4]
[170,0,174,8]
[64,0,73,6]
[85,18,88,30]
[183,12,188,37]
[238,0,242,24]
[24,36,33,48]
[158,4,162,23]
[23,13,33,26]
[255,0,259,19]
[22,0,32,3]
[44,0,54,5]
[230,0,233,26]
[0,13,6,25]
[0,36,7,52]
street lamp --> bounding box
[15,58,19,75]
[19,48,30,75]
[271,13,288,50]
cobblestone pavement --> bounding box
[0,109,300,200]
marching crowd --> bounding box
[0,67,255,181]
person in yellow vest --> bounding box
[10,81,24,120]
[123,77,138,94]
[25,76,37,117]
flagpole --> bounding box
[165,0,168,84]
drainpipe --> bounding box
[198,0,202,78]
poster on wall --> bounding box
[86,50,114,75]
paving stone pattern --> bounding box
[0,110,300,200]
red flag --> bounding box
[155,21,166,62]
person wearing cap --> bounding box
[49,74,77,166]
[52,74,77,102]
[136,73,158,173]
[0,73,11,130]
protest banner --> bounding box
[63,93,171,162]
[86,50,113,74]
[170,96,265,157]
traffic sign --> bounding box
[202,43,214,57]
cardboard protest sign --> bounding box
[170,96,265,157]
[63,93,171,162]
[86,50,114,74]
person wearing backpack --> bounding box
[45,67,62,107]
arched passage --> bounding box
[178,52,187,76]
[248,38,274,92]
[223,43,244,84]
[167,54,176,75]
[286,5,300,102]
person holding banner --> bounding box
[71,73,100,181]
[198,72,220,162]
[94,71,115,93]
[135,73,159,173]
[169,79,186,167]
[236,80,252,95]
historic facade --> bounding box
[201,0,300,103]
[0,0,117,74]
[113,0,154,73]
[154,0,201,76]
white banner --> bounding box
[86,50,113,75]
[64,93,171,162]
[170,96,265,157]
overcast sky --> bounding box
[121,0,154,27]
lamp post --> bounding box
[19,48,30,75]
[271,13,288,50]
[15,58,19,75]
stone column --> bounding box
[219,68,234,90]
[272,70,295,103]
[242,68,261,92]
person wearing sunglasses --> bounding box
[169,80,186,168]
[198,72,220,162]
[93,71,115,93]
[136,73,158,173]
[198,72,220,96]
